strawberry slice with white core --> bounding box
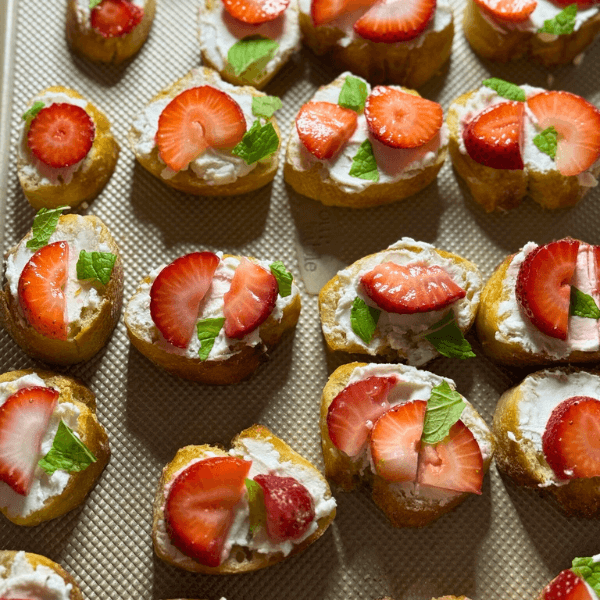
[417,420,483,494]
[370,400,427,482]
[542,570,595,600]
[254,474,315,542]
[295,102,358,160]
[361,262,466,314]
[527,91,600,177]
[0,386,59,495]
[18,241,69,341]
[364,87,443,149]
[222,258,278,339]
[473,0,536,22]
[156,86,247,172]
[354,0,436,41]
[165,456,251,567]
[311,0,376,26]
[463,101,524,170]
[91,0,144,38]
[27,103,95,169]
[150,252,220,349]
[515,239,580,341]
[327,376,397,457]
[222,0,290,24]
[542,396,600,479]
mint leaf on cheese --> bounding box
[424,311,476,359]
[227,36,279,77]
[572,557,600,597]
[538,4,577,35]
[349,140,379,181]
[76,250,116,285]
[38,421,97,476]
[482,78,526,102]
[570,286,600,319]
[26,206,69,252]
[270,261,293,297]
[232,119,279,165]
[533,126,558,160]
[350,297,380,344]
[245,478,266,535]
[338,75,368,112]
[197,317,225,361]
[252,96,282,119]
[22,101,45,124]
[421,381,466,444]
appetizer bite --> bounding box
[538,555,600,600]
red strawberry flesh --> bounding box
[222,0,290,24]
[91,0,144,38]
[541,569,594,600]
[165,456,251,567]
[473,0,536,22]
[311,0,376,26]
[27,103,95,169]
[0,386,58,495]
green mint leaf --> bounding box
[38,421,97,476]
[197,318,225,361]
[338,75,368,112]
[424,311,476,359]
[89,0,102,7]
[538,4,577,34]
[252,96,282,119]
[349,140,379,181]
[270,261,293,297]
[245,478,266,535]
[421,381,466,445]
[482,78,526,102]
[22,101,45,124]
[232,119,279,165]
[76,250,116,285]
[227,36,279,77]
[350,297,380,344]
[533,126,558,160]
[570,286,600,319]
[26,206,69,252]
[572,557,600,597]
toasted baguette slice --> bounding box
[319,238,481,365]
[128,67,280,196]
[320,363,494,527]
[0,214,124,365]
[152,424,336,573]
[493,368,600,517]
[17,87,119,211]
[66,0,156,64]
[0,370,110,526]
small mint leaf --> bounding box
[538,4,577,35]
[252,96,282,119]
[245,478,266,535]
[89,0,102,7]
[76,250,116,285]
[232,119,279,165]
[38,421,96,476]
[482,78,526,102]
[22,101,45,124]
[227,36,279,77]
[338,75,368,112]
[270,261,293,297]
[533,126,558,160]
[349,140,379,181]
[570,286,600,319]
[26,206,69,252]
[350,297,380,344]
[424,312,476,359]
[572,557,600,598]
[197,318,225,361]
[421,381,466,445]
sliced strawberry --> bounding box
[222,258,278,339]
[150,252,220,349]
[527,91,600,177]
[552,0,598,7]
[91,0,143,38]
[156,86,247,172]
[361,262,466,314]
[463,101,524,170]
[0,386,58,495]
[222,0,290,24]
[515,239,579,340]
[364,87,442,149]
[327,376,397,458]
[165,456,250,567]
[541,570,594,600]
[27,103,94,169]
[417,420,483,494]
[354,0,436,42]
[473,0,536,22]
[311,0,376,26]
[254,474,315,542]
[542,396,600,479]
[370,400,427,482]
[295,102,358,160]
[18,241,69,341]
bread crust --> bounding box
[128,68,280,196]
[0,214,124,365]
[152,424,336,573]
[66,0,156,64]
[17,87,119,211]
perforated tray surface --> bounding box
[1,1,600,599]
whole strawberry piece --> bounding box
[222,0,290,24]
[311,0,376,26]
[156,86,247,172]
[327,376,397,457]
[295,102,358,160]
[463,101,524,170]
[150,252,220,349]
[361,262,466,314]
[515,239,579,340]
[527,91,600,177]
[223,258,278,339]
[18,241,69,340]
[91,0,143,38]
[542,396,600,479]
[165,456,250,567]
[27,104,95,169]
[473,0,536,22]
[364,87,443,149]
[0,386,59,495]
[254,474,315,542]
[541,569,594,600]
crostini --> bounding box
[538,555,600,600]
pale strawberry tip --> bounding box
[221,0,290,24]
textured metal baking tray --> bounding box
[1,1,600,599]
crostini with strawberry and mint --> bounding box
[539,556,600,600]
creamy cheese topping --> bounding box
[324,238,481,365]
[74,0,146,32]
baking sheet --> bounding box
[1,1,600,599]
